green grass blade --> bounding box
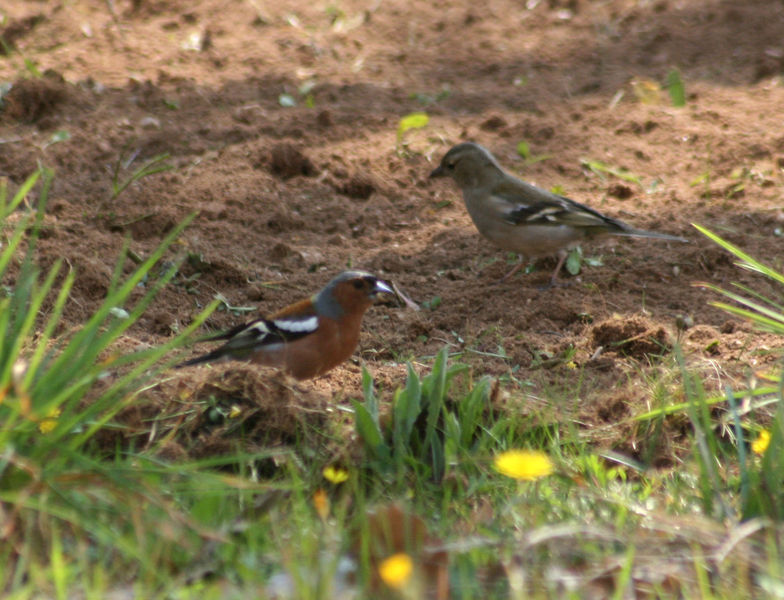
[635,385,779,420]
[34,216,194,392]
[699,283,784,326]
[6,169,41,215]
[710,302,784,334]
[729,282,784,313]
[693,224,784,285]
[352,399,386,461]
[361,366,379,425]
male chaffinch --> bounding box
[178,271,394,379]
[430,142,687,286]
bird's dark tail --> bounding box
[615,228,688,243]
[175,350,226,369]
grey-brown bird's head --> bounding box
[429,142,504,189]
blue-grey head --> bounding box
[313,270,394,319]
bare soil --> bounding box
[2,0,783,460]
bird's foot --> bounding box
[492,260,526,285]
[537,278,572,291]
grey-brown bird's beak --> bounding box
[429,165,445,178]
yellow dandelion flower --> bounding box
[99,353,120,367]
[752,430,771,455]
[38,407,62,434]
[313,488,330,521]
[322,465,349,484]
[378,552,413,589]
[494,449,554,481]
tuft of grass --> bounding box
[515,140,551,165]
[580,158,641,185]
[685,224,784,521]
[109,145,174,201]
[353,348,476,486]
[0,167,231,593]
[666,67,686,107]
[693,224,784,331]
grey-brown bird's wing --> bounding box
[492,177,629,233]
[494,178,687,241]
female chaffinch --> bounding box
[179,271,393,379]
[430,142,687,286]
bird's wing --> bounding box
[222,312,319,353]
[198,296,320,346]
[494,179,627,232]
[177,311,320,368]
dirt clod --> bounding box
[1,72,67,123]
[268,143,315,179]
[591,315,671,359]
[340,174,375,199]
[607,183,634,199]
[102,366,332,464]
[0,14,45,54]
[479,115,507,131]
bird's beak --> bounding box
[429,165,445,178]
[371,279,394,298]
[373,280,420,310]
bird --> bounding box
[178,271,394,379]
[429,142,687,287]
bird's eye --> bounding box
[353,279,366,290]
[446,161,455,170]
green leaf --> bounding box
[459,377,490,448]
[352,400,383,448]
[565,247,583,275]
[422,296,441,310]
[550,184,566,195]
[666,68,686,107]
[584,255,604,267]
[45,130,70,148]
[444,412,461,459]
[109,307,130,320]
[690,172,709,187]
[396,112,429,142]
[361,366,379,424]
[526,153,552,165]
[516,140,551,164]
[352,399,389,463]
[278,93,296,107]
[23,57,41,78]
[421,348,448,468]
[298,80,316,95]
[580,159,641,184]
[396,364,422,440]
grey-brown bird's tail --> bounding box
[614,228,688,243]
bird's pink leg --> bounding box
[496,256,526,284]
